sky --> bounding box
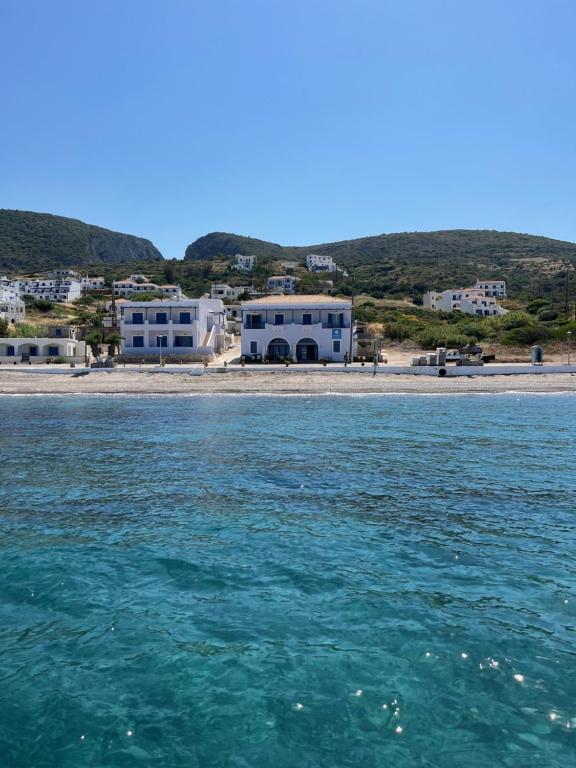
[1,0,575,258]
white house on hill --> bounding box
[241,295,353,362]
[423,287,507,316]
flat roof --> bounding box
[242,294,351,308]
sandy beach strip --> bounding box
[1,368,576,395]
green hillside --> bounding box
[185,229,576,300]
[0,209,164,273]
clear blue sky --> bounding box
[1,0,575,258]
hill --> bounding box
[0,210,163,273]
[184,229,576,299]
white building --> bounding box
[266,275,299,294]
[423,288,507,317]
[0,276,25,323]
[0,332,86,363]
[119,299,231,360]
[473,280,507,298]
[241,295,353,362]
[0,299,26,324]
[233,254,257,271]
[17,277,83,303]
[112,280,183,299]
[210,283,254,301]
[306,253,337,272]
[81,276,106,291]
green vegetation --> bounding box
[184,229,576,304]
[354,299,576,350]
[0,209,163,272]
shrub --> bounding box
[500,311,534,330]
[526,299,551,315]
[538,309,559,321]
[501,325,554,346]
[415,328,473,350]
[33,299,54,312]
[382,321,419,341]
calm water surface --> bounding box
[0,394,575,767]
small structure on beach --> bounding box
[241,294,353,362]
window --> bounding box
[132,336,144,347]
[302,313,312,325]
[48,346,59,356]
[245,314,263,329]
[155,312,167,324]
[132,312,144,324]
[333,340,341,353]
[156,336,168,347]
[179,312,191,324]
[250,341,258,354]
[328,313,344,328]
[274,314,284,325]
[174,336,193,347]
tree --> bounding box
[85,331,103,356]
[106,332,122,356]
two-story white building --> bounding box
[423,287,507,316]
[306,253,337,272]
[81,276,106,291]
[112,280,183,299]
[210,283,254,301]
[119,299,231,360]
[0,277,26,324]
[266,275,299,294]
[241,295,353,362]
[473,280,507,298]
[233,254,257,271]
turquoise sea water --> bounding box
[0,394,575,767]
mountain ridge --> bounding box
[0,209,164,272]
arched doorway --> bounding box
[296,338,318,362]
[267,338,291,361]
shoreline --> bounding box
[2,367,576,395]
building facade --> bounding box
[266,275,298,294]
[0,331,86,363]
[112,280,183,299]
[233,254,257,271]
[119,299,231,360]
[241,295,353,362]
[306,253,337,272]
[423,287,507,316]
[81,276,106,291]
[210,283,254,300]
[473,280,507,297]
[17,277,83,303]
[0,276,25,324]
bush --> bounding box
[383,321,419,341]
[500,311,534,330]
[501,325,554,346]
[355,302,379,322]
[526,299,551,315]
[33,299,54,312]
[538,309,559,321]
[415,328,474,350]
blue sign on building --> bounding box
[332,328,342,339]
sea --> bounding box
[0,393,575,767]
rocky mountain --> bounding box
[0,209,164,273]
